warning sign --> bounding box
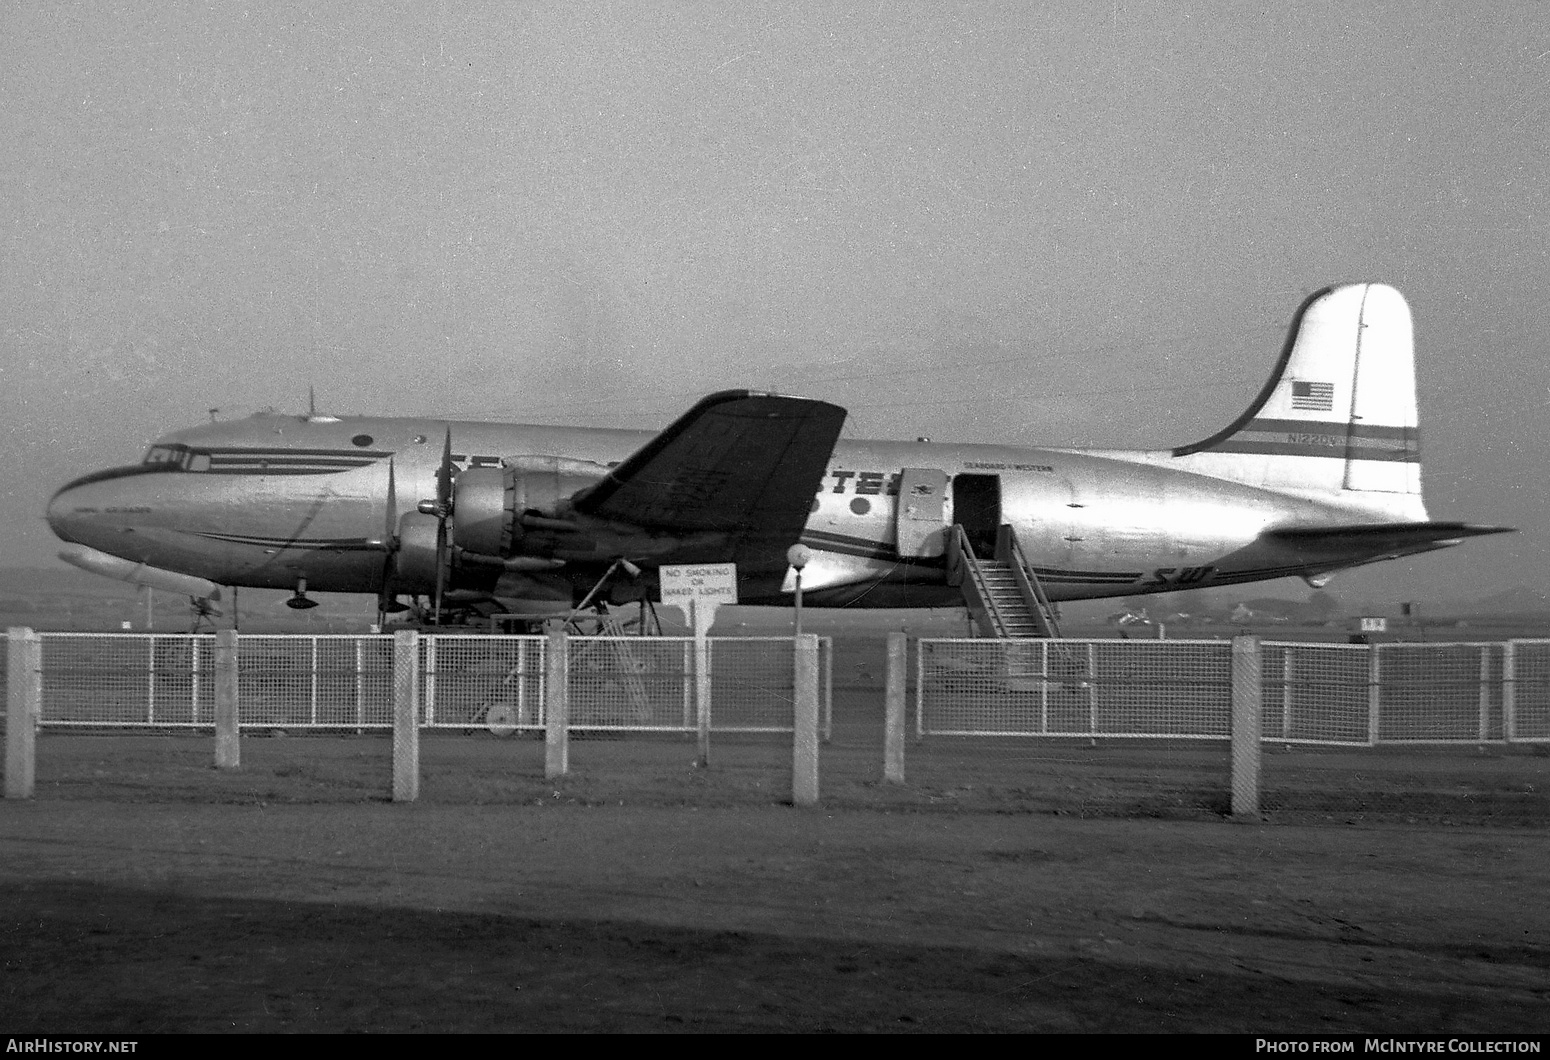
[659,563,738,635]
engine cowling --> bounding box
[451,455,611,558]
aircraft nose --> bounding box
[46,467,144,548]
[46,482,85,543]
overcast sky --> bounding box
[3,1,1546,605]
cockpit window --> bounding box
[141,444,210,472]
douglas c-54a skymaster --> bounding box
[47,283,1510,632]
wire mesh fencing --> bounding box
[916,638,1233,738]
[235,635,396,729]
[421,634,547,732]
[1506,639,1550,742]
[916,638,1546,747]
[25,631,829,737]
[37,633,218,728]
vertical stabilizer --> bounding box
[1173,283,1421,496]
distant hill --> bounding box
[1457,586,1550,616]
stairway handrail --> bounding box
[996,524,1063,638]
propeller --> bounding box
[376,458,399,626]
[422,429,455,625]
[434,429,454,623]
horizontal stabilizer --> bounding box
[1268,522,1514,549]
[58,544,224,600]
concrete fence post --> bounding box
[792,633,820,806]
[5,627,39,799]
[1366,643,1382,746]
[1230,635,1262,819]
[545,628,569,779]
[883,632,907,784]
[214,629,240,770]
[392,630,419,802]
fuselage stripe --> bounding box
[192,531,382,551]
[1242,418,1415,441]
[1203,440,1419,462]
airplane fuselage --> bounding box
[46,410,1428,608]
[47,285,1510,613]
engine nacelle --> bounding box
[452,455,611,558]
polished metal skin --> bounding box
[46,284,1509,611]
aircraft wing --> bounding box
[571,390,846,562]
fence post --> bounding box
[914,640,926,743]
[822,637,833,744]
[1230,635,1262,819]
[5,628,39,799]
[1280,648,1293,740]
[545,628,569,779]
[792,634,820,806]
[191,635,202,725]
[1086,642,1098,734]
[883,632,906,784]
[1366,644,1382,746]
[1504,641,1517,744]
[1478,645,1491,744]
[392,630,419,801]
[214,629,240,770]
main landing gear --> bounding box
[286,578,319,610]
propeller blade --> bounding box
[436,428,453,515]
[378,459,398,626]
[433,516,448,625]
[432,430,455,625]
[385,458,398,542]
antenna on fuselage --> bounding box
[308,385,316,418]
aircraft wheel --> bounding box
[485,704,519,738]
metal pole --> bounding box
[695,599,711,768]
[1367,643,1382,746]
[793,569,803,640]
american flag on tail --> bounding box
[1291,380,1334,411]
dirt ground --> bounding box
[3,718,1549,1035]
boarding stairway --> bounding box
[947,524,1063,639]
